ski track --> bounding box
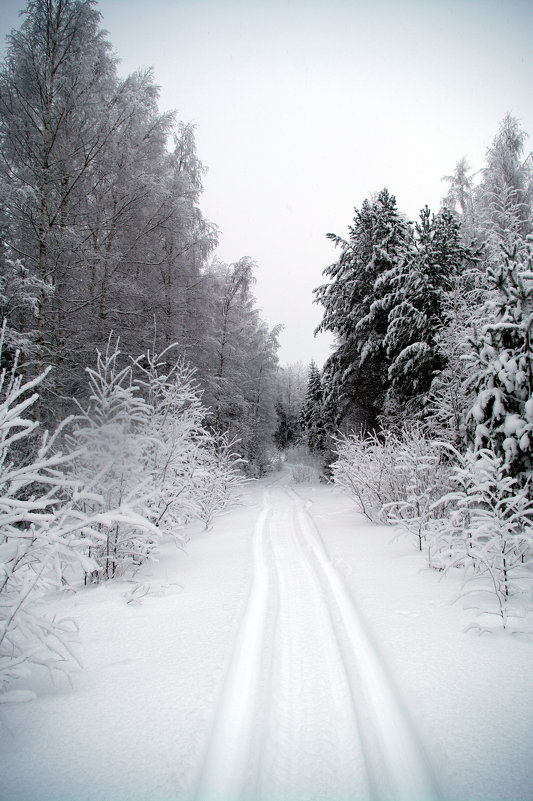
[194,485,441,801]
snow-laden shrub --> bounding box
[67,339,157,583]
[69,338,249,575]
[334,420,533,628]
[0,328,152,695]
[135,347,213,539]
[332,430,410,522]
[383,431,452,551]
[0,329,249,695]
[188,432,246,529]
[0,348,80,692]
[333,428,452,541]
[135,346,246,532]
[430,448,533,629]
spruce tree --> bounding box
[383,207,474,410]
[467,243,533,491]
[315,188,410,430]
[300,362,327,452]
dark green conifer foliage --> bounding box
[467,244,533,489]
[300,361,327,452]
[384,207,474,404]
[314,189,410,430]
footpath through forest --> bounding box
[1,467,533,801]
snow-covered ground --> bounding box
[1,467,533,801]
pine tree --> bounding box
[300,362,327,452]
[315,189,410,430]
[383,207,474,410]
[467,243,533,490]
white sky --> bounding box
[1,0,533,366]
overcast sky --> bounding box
[1,0,533,365]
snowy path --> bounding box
[194,485,440,801]
[3,476,533,801]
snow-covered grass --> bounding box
[1,475,532,801]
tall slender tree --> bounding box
[0,0,121,415]
[315,188,410,430]
[383,207,474,410]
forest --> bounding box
[1,0,533,695]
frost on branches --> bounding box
[67,339,158,583]
[467,244,533,489]
[430,449,533,631]
[0,332,247,697]
[332,428,533,631]
[135,345,246,533]
[68,338,247,580]
[0,326,112,695]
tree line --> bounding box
[309,114,533,629]
[0,0,288,693]
[0,0,281,473]
[306,113,532,486]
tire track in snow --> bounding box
[256,489,367,801]
[289,486,442,801]
[193,494,273,801]
[194,485,441,801]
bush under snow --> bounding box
[1,332,247,696]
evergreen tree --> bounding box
[315,189,410,430]
[467,243,533,491]
[300,362,327,452]
[383,207,474,409]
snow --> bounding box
[1,468,533,801]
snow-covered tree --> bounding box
[67,339,157,582]
[442,156,477,240]
[315,189,411,430]
[0,324,152,694]
[476,114,533,257]
[187,432,246,529]
[0,1,215,423]
[300,361,327,452]
[422,281,479,446]
[274,362,308,449]
[383,207,474,411]
[467,243,533,490]
[135,345,217,538]
[198,258,281,474]
[430,448,533,630]
[0,0,121,414]
[382,429,451,552]
[0,245,49,366]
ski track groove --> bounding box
[194,485,441,801]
